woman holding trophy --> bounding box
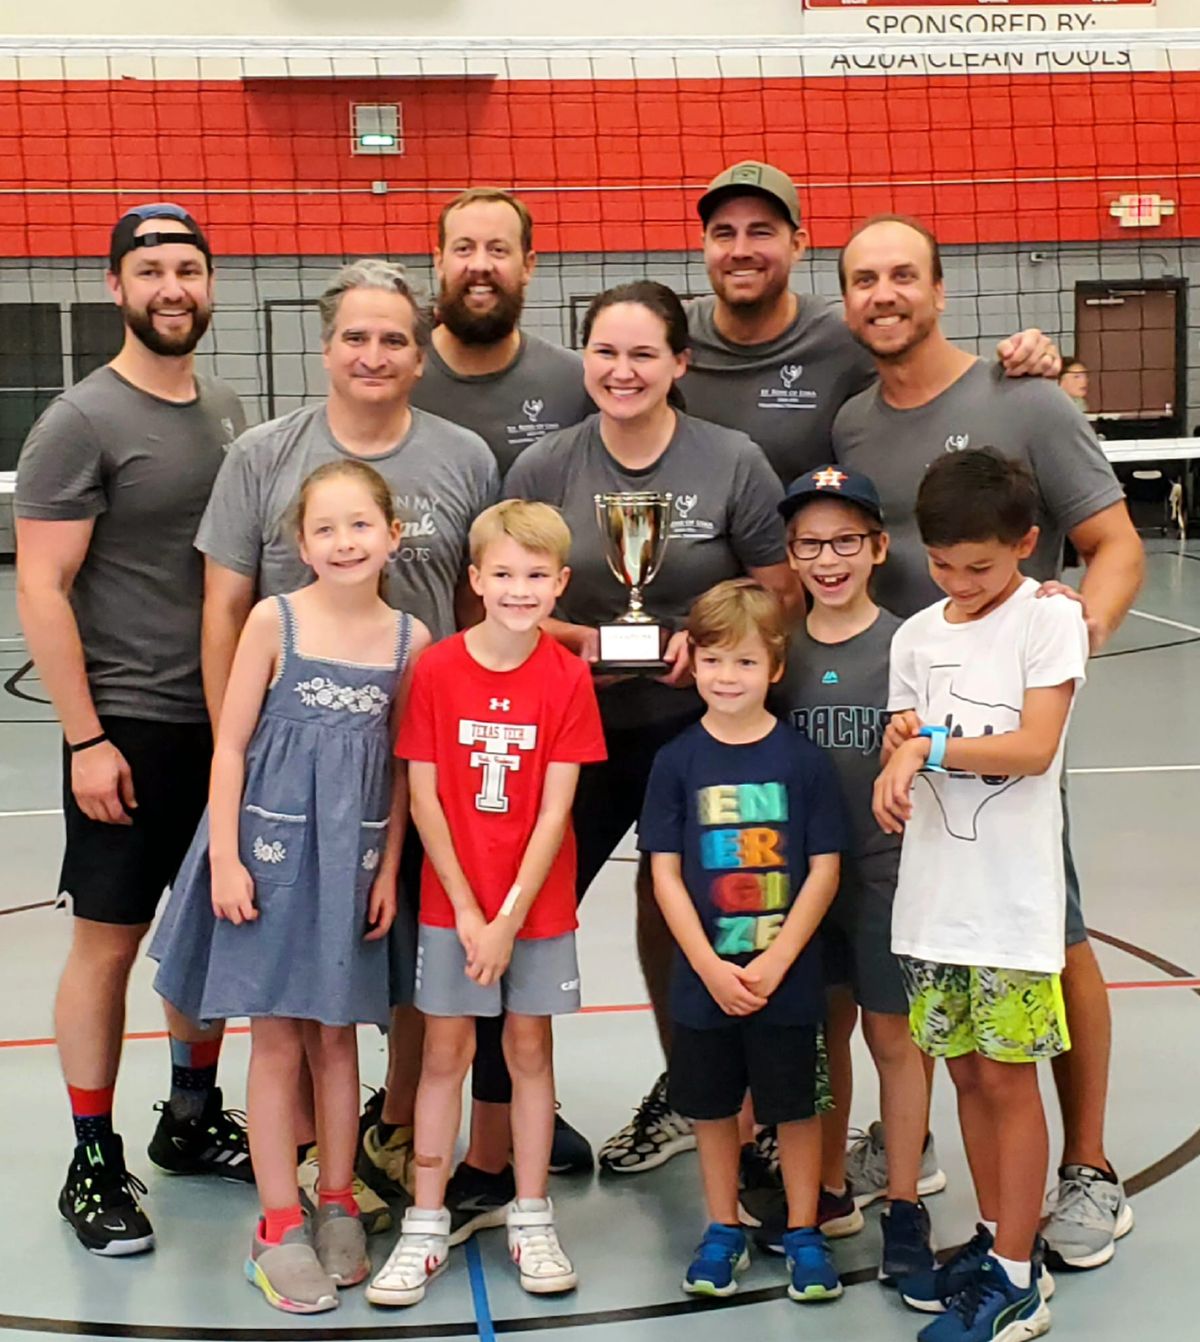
[505,281,795,1173]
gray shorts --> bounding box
[823,849,909,1017]
[414,924,581,1018]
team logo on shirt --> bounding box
[393,492,440,565]
[945,433,971,453]
[522,398,544,422]
[822,670,839,685]
[791,705,888,755]
[758,365,817,412]
[675,494,698,518]
[459,718,538,813]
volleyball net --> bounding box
[1,30,1198,465]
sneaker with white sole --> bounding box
[366,1207,450,1307]
[245,1218,339,1314]
[507,1198,577,1294]
[846,1121,947,1209]
[1042,1164,1134,1270]
[597,1073,695,1174]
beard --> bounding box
[850,310,937,364]
[123,300,212,357]
[438,277,524,345]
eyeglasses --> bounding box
[788,532,879,561]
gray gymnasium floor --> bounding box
[0,543,1196,1341]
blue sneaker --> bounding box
[917,1257,1050,1342]
[782,1226,843,1302]
[683,1223,749,1297]
[879,1198,934,1284]
[901,1223,994,1312]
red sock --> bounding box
[68,1083,115,1145]
[318,1186,359,1218]
[260,1204,305,1244]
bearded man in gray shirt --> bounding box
[834,214,1144,1273]
[683,161,1060,484]
[411,188,593,477]
[16,204,249,1258]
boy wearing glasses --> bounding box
[743,466,939,1285]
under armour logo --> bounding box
[490,698,511,712]
[780,364,803,389]
[675,494,697,517]
[945,433,970,453]
[522,398,544,421]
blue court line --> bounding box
[465,1237,498,1342]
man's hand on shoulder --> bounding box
[996,330,1061,380]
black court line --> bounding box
[3,659,50,706]
[0,899,55,917]
[1,928,1196,1339]
[1093,634,1200,660]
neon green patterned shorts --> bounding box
[899,958,1071,1063]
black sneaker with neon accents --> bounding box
[146,1086,253,1181]
[59,1134,155,1256]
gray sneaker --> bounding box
[846,1121,947,1209]
[245,1219,339,1314]
[1042,1164,1134,1269]
[314,1203,370,1286]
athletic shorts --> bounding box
[900,958,1071,1064]
[668,1020,832,1127]
[572,705,701,901]
[59,716,211,927]
[822,850,908,1017]
[413,924,581,1018]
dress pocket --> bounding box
[357,818,389,891]
[240,804,307,888]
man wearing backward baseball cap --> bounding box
[16,203,247,1257]
[678,160,1060,487]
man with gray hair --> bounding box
[198,258,498,1229]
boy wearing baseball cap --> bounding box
[739,465,942,1286]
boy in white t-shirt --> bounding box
[872,448,1088,1342]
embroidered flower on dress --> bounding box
[294,675,387,716]
[253,836,287,864]
[361,847,380,873]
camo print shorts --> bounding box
[899,958,1071,1063]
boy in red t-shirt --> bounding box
[368,500,606,1309]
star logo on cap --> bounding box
[812,468,847,490]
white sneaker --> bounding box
[506,1198,577,1294]
[365,1207,450,1307]
[1043,1164,1134,1269]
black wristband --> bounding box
[68,733,109,754]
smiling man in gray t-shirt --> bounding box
[833,213,1144,1269]
[681,161,1060,487]
[411,188,593,478]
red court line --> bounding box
[0,983,1195,1052]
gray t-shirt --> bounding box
[505,412,786,728]
[197,404,498,641]
[411,332,594,478]
[16,366,245,723]
[683,294,876,485]
[833,360,1126,618]
[776,609,903,860]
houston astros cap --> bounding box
[778,465,885,526]
[109,202,212,273]
[698,161,802,229]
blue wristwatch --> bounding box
[917,724,949,772]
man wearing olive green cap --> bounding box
[681,159,1060,487]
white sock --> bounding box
[408,1206,447,1226]
[515,1197,549,1213]
[991,1253,1031,1289]
[982,1219,999,1238]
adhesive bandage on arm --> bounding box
[499,883,521,917]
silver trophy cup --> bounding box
[593,491,673,671]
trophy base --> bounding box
[595,621,669,676]
[592,657,673,678]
